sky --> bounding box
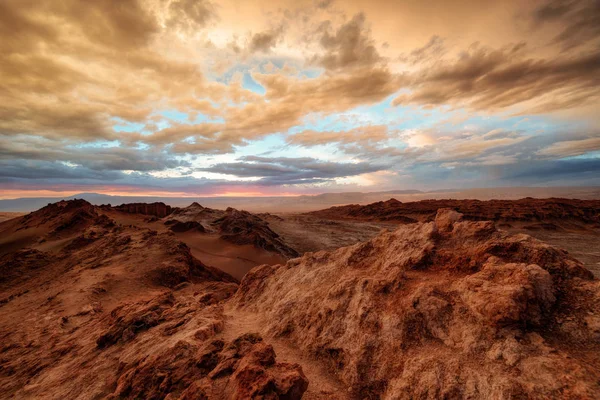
[1,0,599,198]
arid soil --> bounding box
[0,198,599,399]
[261,213,397,255]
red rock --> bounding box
[234,210,600,398]
[109,333,308,400]
[213,208,299,258]
[310,197,600,225]
[114,202,173,218]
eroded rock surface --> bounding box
[2,200,599,399]
[235,209,600,398]
[113,202,173,218]
[110,333,308,399]
[213,208,299,258]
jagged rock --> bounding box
[213,208,299,258]
[114,202,173,218]
[166,220,206,233]
[109,333,308,400]
[234,209,600,398]
[96,292,177,348]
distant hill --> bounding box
[1,186,599,212]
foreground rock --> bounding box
[235,209,600,398]
[109,333,308,399]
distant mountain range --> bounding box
[1,186,599,212]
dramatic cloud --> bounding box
[393,46,600,113]
[200,156,388,185]
[537,136,600,157]
[248,28,284,53]
[533,0,600,50]
[167,0,216,34]
[287,126,391,147]
[313,13,383,71]
[1,0,599,197]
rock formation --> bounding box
[2,200,599,399]
[213,208,299,258]
[310,197,600,225]
[108,333,308,399]
[0,200,310,399]
[113,202,173,218]
[165,219,207,233]
[235,209,600,398]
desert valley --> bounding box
[3,0,600,398]
[1,195,599,398]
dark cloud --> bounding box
[249,28,283,53]
[0,136,190,172]
[200,156,387,185]
[167,0,216,34]
[501,158,600,184]
[316,0,334,9]
[313,13,383,71]
[394,46,600,112]
[0,0,159,53]
[533,0,600,50]
[0,160,123,181]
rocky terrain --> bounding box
[309,198,600,226]
[0,200,309,399]
[235,209,600,398]
[212,208,299,259]
[110,202,173,218]
[306,197,600,277]
[0,199,599,399]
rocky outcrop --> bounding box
[109,333,308,399]
[213,208,299,258]
[113,202,173,218]
[165,219,206,233]
[235,209,600,398]
[167,202,223,225]
[310,197,600,225]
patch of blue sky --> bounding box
[67,140,121,150]
[191,113,225,124]
[242,72,266,94]
[288,94,585,141]
[298,68,323,79]
[112,117,145,133]
[233,133,287,157]
[135,142,151,151]
[158,109,189,122]
[560,151,600,161]
[221,132,348,163]
[216,56,322,84]
[448,112,582,136]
